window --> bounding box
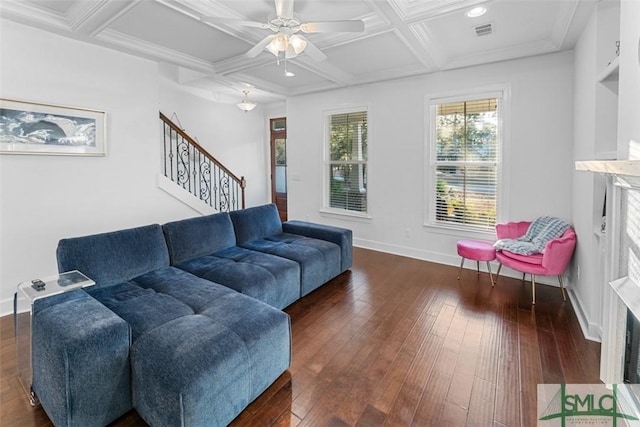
[428,93,503,231]
[325,109,368,214]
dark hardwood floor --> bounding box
[1,247,601,426]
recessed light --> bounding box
[284,70,295,77]
[466,6,487,18]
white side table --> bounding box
[13,270,95,405]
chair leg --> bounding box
[495,264,502,284]
[531,274,536,305]
[522,272,526,284]
[476,260,480,276]
[486,261,495,287]
[558,275,567,301]
[458,258,465,280]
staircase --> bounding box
[159,112,245,213]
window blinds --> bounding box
[328,111,368,213]
[433,97,499,230]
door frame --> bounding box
[270,117,287,221]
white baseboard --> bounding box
[353,237,564,285]
[568,287,602,342]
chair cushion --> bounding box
[456,240,496,261]
[498,250,543,265]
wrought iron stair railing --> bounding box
[160,112,245,212]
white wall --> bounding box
[571,5,607,341]
[571,0,640,342]
[158,77,270,208]
[286,52,574,271]
[0,21,268,315]
[618,0,640,159]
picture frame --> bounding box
[0,98,106,156]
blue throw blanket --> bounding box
[494,216,570,255]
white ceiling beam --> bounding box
[66,0,141,36]
[365,0,440,72]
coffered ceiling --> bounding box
[0,0,597,104]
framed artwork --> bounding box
[0,98,106,156]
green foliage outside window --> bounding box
[434,98,499,229]
[329,112,368,212]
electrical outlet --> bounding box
[576,265,581,280]
[404,228,411,239]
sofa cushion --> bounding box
[132,291,291,427]
[57,224,170,288]
[230,203,283,245]
[131,267,235,313]
[174,246,300,309]
[283,220,353,272]
[87,282,194,342]
[241,233,341,297]
[162,213,236,265]
[32,291,131,427]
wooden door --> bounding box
[270,118,287,222]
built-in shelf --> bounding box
[597,55,620,83]
[597,56,620,93]
[576,159,640,178]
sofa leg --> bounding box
[558,275,567,301]
[476,260,480,276]
[486,261,495,287]
[457,258,465,280]
[522,272,526,284]
[531,275,536,305]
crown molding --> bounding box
[0,0,70,31]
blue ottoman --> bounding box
[131,291,291,427]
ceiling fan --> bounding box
[200,0,365,61]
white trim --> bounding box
[354,237,571,286]
[424,84,510,232]
[568,287,603,342]
[319,208,372,222]
[322,105,370,216]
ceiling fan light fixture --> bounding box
[266,34,288,56]
[289,34,307,54]
[237,90,257,112]
[266,33,307,58]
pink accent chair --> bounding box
[494,221,576,304]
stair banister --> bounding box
[160,112,246,211]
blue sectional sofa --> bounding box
[30,204,352,427]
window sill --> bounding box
[319,208,372,223]
[423,222,496,240]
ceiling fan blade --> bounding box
[200,15,269,29]
[298,36,327,61]
[275,0,294,19]
[300,20,365,33]
[246,35,276,58]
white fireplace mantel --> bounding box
[575,159,640,177]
